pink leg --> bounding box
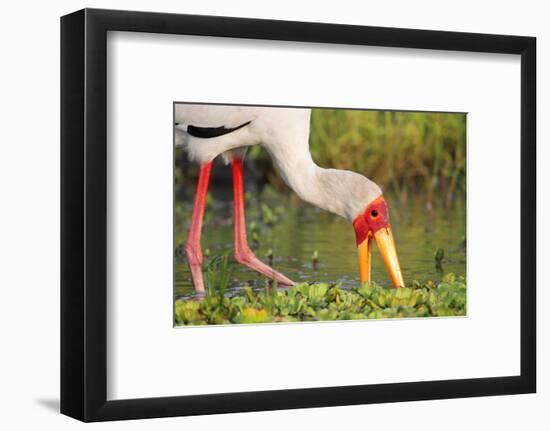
[185,162,212,294]
[232,158,295,286]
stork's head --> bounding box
[293,167,405,288]
[351,193,404,288]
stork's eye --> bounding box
[371,209,378,218]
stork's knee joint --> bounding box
[234,248,252,265]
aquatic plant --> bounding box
[204,253,231,299]
[261,203,279,226]
[434,247,445,273]
[265,248,273,266]
[312,250,319,270]
[174,273,466,326]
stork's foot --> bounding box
[235,246,295,286]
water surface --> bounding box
[175,188,466,299]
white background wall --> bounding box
[0,0,547,429]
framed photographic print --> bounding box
[61,8,536,422]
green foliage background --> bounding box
[311,109,466,195]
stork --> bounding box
[175,104,404,293]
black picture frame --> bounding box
[61,8,536,422]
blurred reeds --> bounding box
[307,109,466,202]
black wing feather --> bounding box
[186,121,251,139]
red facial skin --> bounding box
[352,196,391,245]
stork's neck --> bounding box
[259,109,380,221]
[267,149,359,221]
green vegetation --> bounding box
[309,109,466,198]
[174,273,466,326]
[434,247,445,274]
[204,253,231,299]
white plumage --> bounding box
[175,104,381,222]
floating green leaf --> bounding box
[175,272,466,326]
